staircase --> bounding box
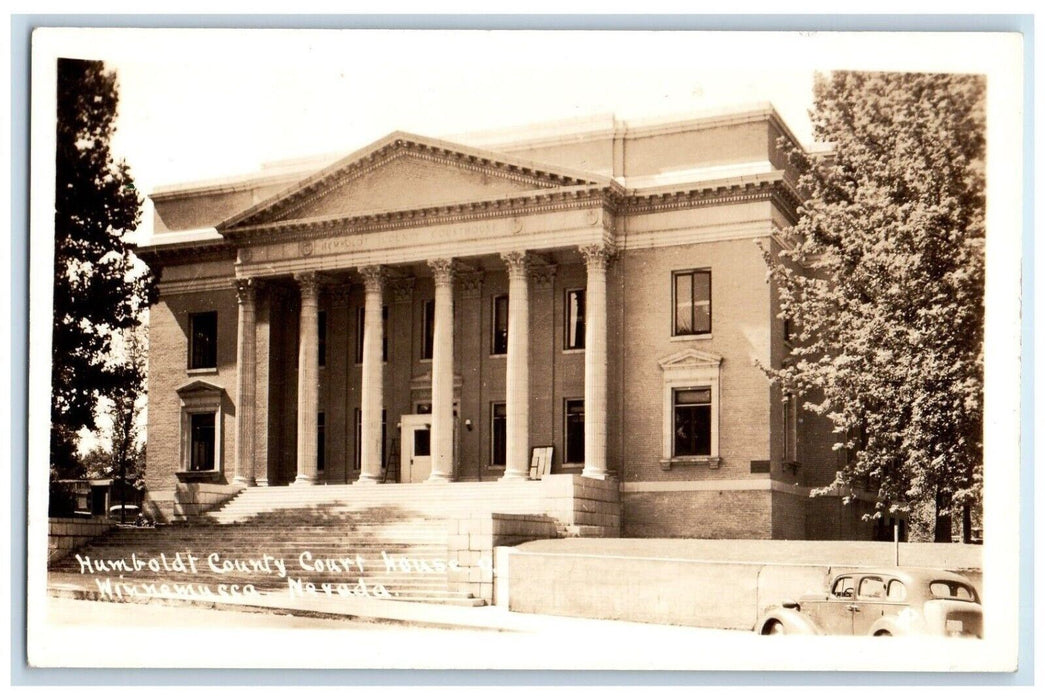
[48,481,565,607]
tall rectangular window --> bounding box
[564,289,586,350]
[421,300,435,360]
[491,402,507,466]
[189,311,218,369]
[190,412,216,471]
[317,412,326,472]
[564,399,585,464]
[783,395,798,464]
[355,306,389,363]
[673,387,712,457]
[673,270,711,336]
[354,408,387,471]
[318,311,327,367]
[492,295,509,355]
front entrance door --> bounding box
[400,414,432,483]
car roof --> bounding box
[830,567,975,586]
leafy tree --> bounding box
[52,58,156,477]
[765,72,985,542]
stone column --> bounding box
[254,283,272,487]
[427,259,456,482]
[357,265,386,483]
[233,278,257,485]
[500,251,530,481]
[294,272,320,485]
[580,244,612,479]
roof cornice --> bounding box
[223,183,620,245]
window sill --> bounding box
[659,456,721,471]
[176,470,222,483]
[670,334,712,342]
[187,367,218,376]
[489,354,507,360]
[562,348,585,355]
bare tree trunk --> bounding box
[962,503,973,543]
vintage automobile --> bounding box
[756,567,982,637]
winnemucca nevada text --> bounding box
[73,550,488,602]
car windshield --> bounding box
[928,580,978,602]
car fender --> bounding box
[755,607,824,635]
[867,608,923,636]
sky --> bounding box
[33,28,1019,238]
[82,30,824,234]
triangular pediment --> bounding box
[220,132,606,230]
[175,379,225,397]
[658,349,723,371]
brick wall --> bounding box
[145,271,238,494]
[616,233,775,484]
[623,489,773,539]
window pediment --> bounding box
[658,349,723,373]
[176,379,225,399]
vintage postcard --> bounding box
[25,26,1024,673]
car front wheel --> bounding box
[764,620,786,635]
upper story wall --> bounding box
[479,108,803,182]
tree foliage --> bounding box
[766,72,985,540]
[52,58,156,476]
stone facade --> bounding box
[137,106,876,539]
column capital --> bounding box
[294,271,320,299]
[500,250,529,280]
[459,270,484,299]
[529,264,558,289]
[427,258,456,287]
[329,283,353,308]
[233,277,257,305]
[388,276,416,304]
[579,243,616,271]
[359,265,387,293]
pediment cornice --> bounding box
[658,349,723,371]
[219,132,610,232]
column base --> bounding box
[233,475,256,486]
[581,467,608,480]
[292,474,316,485]
[355,474,381,484]
[255,478,269,487]
[499,472,529,482]
[426,473,452,483]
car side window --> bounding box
[886,579,907,601]
[832,576,854,598]
[858,576,886,600]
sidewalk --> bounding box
[47,570,731,637]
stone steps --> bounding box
[49,495,486,606]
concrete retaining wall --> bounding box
[505,539,983,629]
[48,517,114,564]
[447,513,559,603]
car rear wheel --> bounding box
[764,621,786,635]
[874,630,892,637]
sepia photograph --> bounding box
[24,25,1025,675]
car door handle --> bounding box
[846,604,861,612]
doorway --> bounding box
[400,414,432,483]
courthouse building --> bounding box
[136,105,877,540]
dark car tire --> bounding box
[764,620,786,635]
[873,630,892,637]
